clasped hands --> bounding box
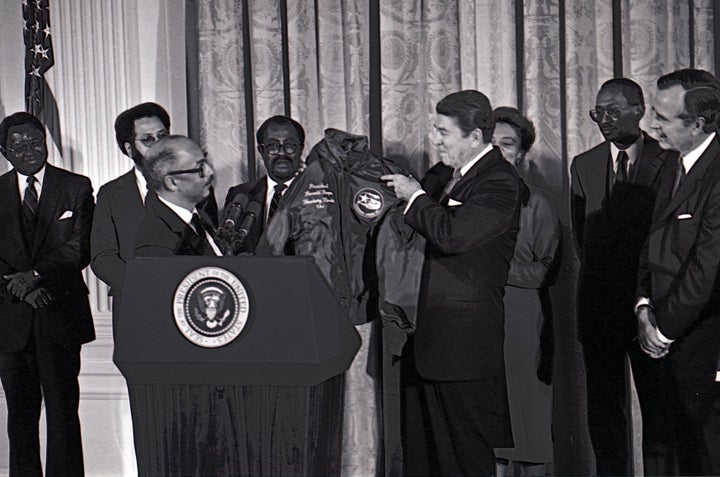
[636,306,670,359]
[3,271,53,309]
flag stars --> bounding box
[31,44,43,56]
[43,25,51,38]
[32,20,40,33]
[30,66,42,77]
[35,0,43,10]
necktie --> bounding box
[616,150,629,183]
[267,182,287,223]
[672,158,686,197]
[191,212,214,255]
[22,175,39,220]
[440,169,462,202]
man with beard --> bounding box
[222,115,304,254]
[91,103,218,333]
[571,78,675,476]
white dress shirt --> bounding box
[157,195,222,256]
[16,165,46,202]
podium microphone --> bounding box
[235,201,262,243]
[221,193,249,228]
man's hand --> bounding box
[636,306,670,359]
[24,287,54,309]
[380,174,421,201]
[3,271,41,300]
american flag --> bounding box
[23,0,54,115]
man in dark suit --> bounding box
[0,112,95,476]
[382,90,526,476]
[134,135,220,257]
[91,103,218,331]
[571,78,676,476]
[222,115,304,253]
[636,68,720,476]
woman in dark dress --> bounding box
[492,107,560,477]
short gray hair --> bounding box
[142,135,198,191]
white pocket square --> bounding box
[676,213,693,220]
[58,210,73,220]
[448,198,463,207]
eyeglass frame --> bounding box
[258,141,302,156]
[166,158,210,179]
[5,140,46,154]
[135,130,169,147]
[589,105,637,123]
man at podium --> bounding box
[134,135,222,257]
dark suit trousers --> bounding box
[666,355,720,476]
[583,339,674,476]
[401,344,509,477]
[0,321,83,477]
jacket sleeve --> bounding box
[90,186,125,292]
[405,169,519,255]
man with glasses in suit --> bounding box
[91,103,218,333]
[222,115,304,254]
[134,135,220,257]
[571,78,676,476]
[0,112,95,476]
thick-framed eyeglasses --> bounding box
[259,141,301,155]
[589,107,626,123]
[166,158,210,179]
[6,140,45,154]
[136,131,169,147]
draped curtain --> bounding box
[188,1,717,475]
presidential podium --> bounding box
[114,256,360,476]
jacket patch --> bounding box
[353,188,384,219]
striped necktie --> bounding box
[267,182,287,223]
[23,175,39,219]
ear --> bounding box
[471,128,483,145]
[692,116,707,135]
[123,141,133,157]
[632,104,645,119]
[163,175,178,191]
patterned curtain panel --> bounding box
[187,1,717,475]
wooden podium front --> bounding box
[115,256,360,476]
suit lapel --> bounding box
[148,192,207,255]
[31,165,61,258]
[632,135,664,185]
[589,143,612,199]
[657,137,720,223]
[115,170,145,223]
[0,172,32,268]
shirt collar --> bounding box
[683,132,716,173]
[610,134,644,169]
[157,194,195,225]
[459,143,494,177]
[16,164,46,198]
[134,166,148,204]
[17,164,46,186]
[266,175,295,191]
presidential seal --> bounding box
[173,267,249,348]
[353,188,384,219]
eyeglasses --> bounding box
[6,140,45,154]
[136,131,168,147]
[259,141,301,155]
[589,107,626,123]
[166,158,210,179]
